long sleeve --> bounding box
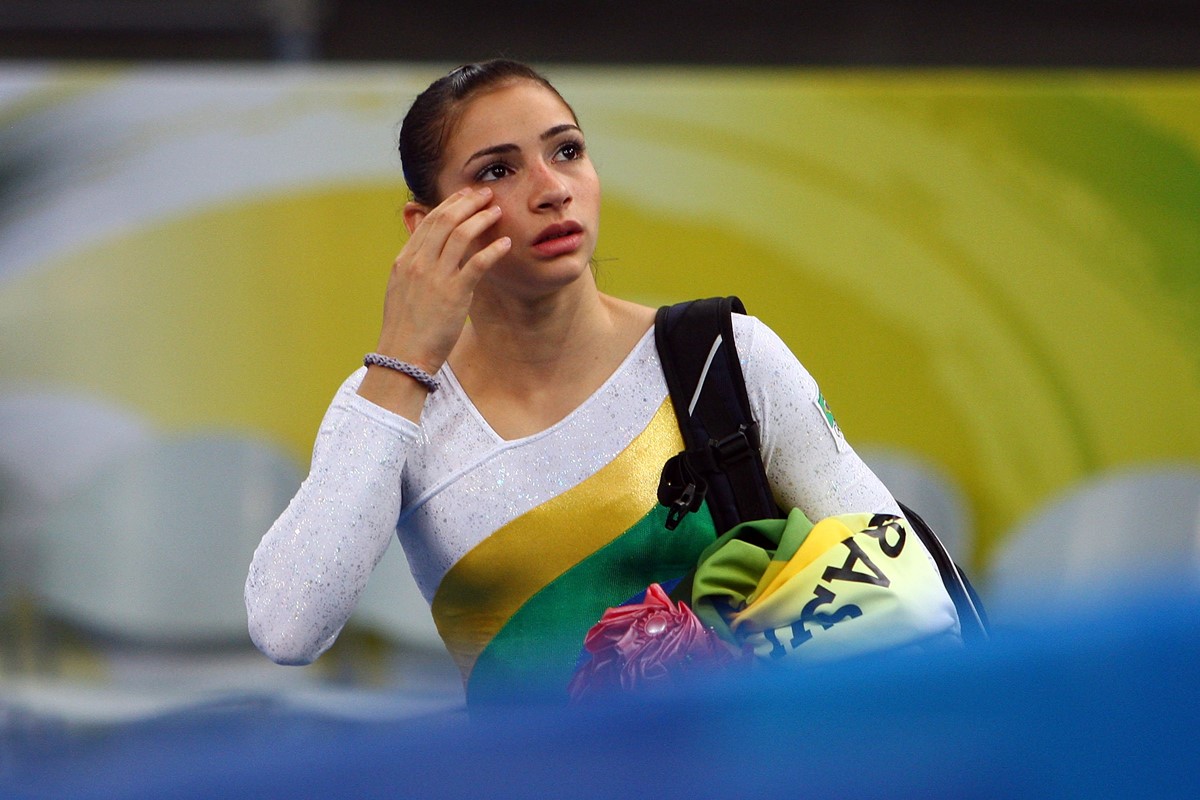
[245,368,422,665]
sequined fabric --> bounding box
[245,316,925,669]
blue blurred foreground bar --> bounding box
[4,583,1198,799]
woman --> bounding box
[245,60,959,705]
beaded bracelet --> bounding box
[363,353,442,393]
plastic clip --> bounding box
[658,452,707,530]
[711,422,760,466]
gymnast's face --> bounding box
[430,81,601,297]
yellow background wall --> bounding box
[2,66,1198,571]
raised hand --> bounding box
[358,186,511,418]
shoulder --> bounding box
[602,293,656,333]
[730,313,819,400]
[729,311,783,355]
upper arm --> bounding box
[732,315,900,521]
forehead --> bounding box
[446,81,577,156]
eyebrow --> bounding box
[462,124,583,168]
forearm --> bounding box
[245,371,419,664]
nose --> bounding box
[529,161,571,211]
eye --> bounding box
[475,162,513,182]
[553,139,586,162]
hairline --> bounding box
[427,77,580,204]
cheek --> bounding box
[487,191,522,230]
[576,170,601,208]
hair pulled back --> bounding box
[398,59,576,206]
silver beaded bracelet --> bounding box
[363,353,442,392]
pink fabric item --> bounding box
[568,583,736,700]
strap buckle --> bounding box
[710,422,760,466]
[658,453,708,530]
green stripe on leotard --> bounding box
[467,502,716,705]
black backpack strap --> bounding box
[655,297,780,533]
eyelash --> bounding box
[475,163,513,182]
[555,139,586,162]
[473,139,586,183]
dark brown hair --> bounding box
[398,59,578,206]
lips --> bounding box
[532,221,585,257]
[533,221,584,245]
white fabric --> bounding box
[246,315,929,666]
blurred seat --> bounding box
[858,446,974,565]
[986,465,1200,623]
[0,389,153,603]
[35,431,301,645]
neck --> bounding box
[454,275,611,380]
[445,275,655,440]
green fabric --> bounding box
[466,502,717,706]
[691,508,816,638]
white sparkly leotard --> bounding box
[246,314,957,703]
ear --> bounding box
[402,201,430,235]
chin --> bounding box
[493,253,594,295]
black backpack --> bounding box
[654,296,989,644]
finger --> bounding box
[438,203,504,269]
[457,235,511,284]
[415,187,494,248]
[396,189,488,271]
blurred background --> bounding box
[2,0,1199,735]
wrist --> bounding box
[373,336,445,377]
[363,353,442,393]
